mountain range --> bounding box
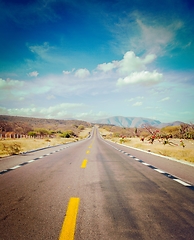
[0,115,184,130]
[93,116,184,128]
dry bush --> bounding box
[78,128,91,139]
[99,127,194,163]
[1,142,22,156]
[161,126,180,138]
[0,127,92,157]
[118,138,194,163]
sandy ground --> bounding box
[99,128,194,163]
[0,128,92,158]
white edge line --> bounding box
[10,165,20,170]
[173,179,191,187]
[1,145,72,174]
[154,169,166,174]
[28,160,35,163]
[111,140,194,167]
[102,139,194,187]
[142,163,150,166]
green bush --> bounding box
[35,128,49,135]
[28,131,37,137]
[60,130,75,138]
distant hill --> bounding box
[0,115,185,133]
[156,121,184,128]
[0,115,91,135]
[93,116,184,128]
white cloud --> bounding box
[29,42,51,57]
[97,51,156,75]
[75,110,109,121]
[0,104,110,121]
[133,101,142,106]
[137,19,173,47]
[46,95,55,100]
[63,70,71,75]
[74,68,90,78]
[0,78,24,89]
[118,51,156,75]
[126,96,144,103]
[117,70,163,86]
[126,98,134,102]
[142,54,156,64]
[0,103,84,119]
[97,61,118,72]
[132,18,184,55]
[160,97,170,102]
[108,11,183,56]
[28,42,67,65]
[28,71,39,77]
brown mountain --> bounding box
[0,115,91,135]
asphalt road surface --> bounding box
[0,127,194,240]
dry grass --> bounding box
[0,128,92,158]
[99,128,194,163]
[0,138,71,158]
[78,128,91,139]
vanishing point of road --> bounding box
[0,127,194,239]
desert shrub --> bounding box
[113,132,120,137]
[139,130,150,138]
[60,132,70,138]
[28,131,37,137]
[187,130,194,139]
[161,126,180,138]
[78,125,85,130]
[161,125,194,139]
[103,126,112,132]
[120,138,125,144]
[49,130,56,134]
[2,143,22,155]
[60,130,75,138]
[57,130,63,134]
[35,128,49,135]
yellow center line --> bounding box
[59,197,80,240]
[81,159,88,168]
[86,150,90,154]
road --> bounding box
[0,127,194,240]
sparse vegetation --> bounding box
[99,125,194,163]
[1,142,22,156]
[60,130,75,138]
[78,125,85,130]
[161,124,194,139]
[0,115,92,157]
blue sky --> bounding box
[0,0,194,123]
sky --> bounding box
[0,0,194,123]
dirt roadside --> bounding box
[99,128,194,163]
